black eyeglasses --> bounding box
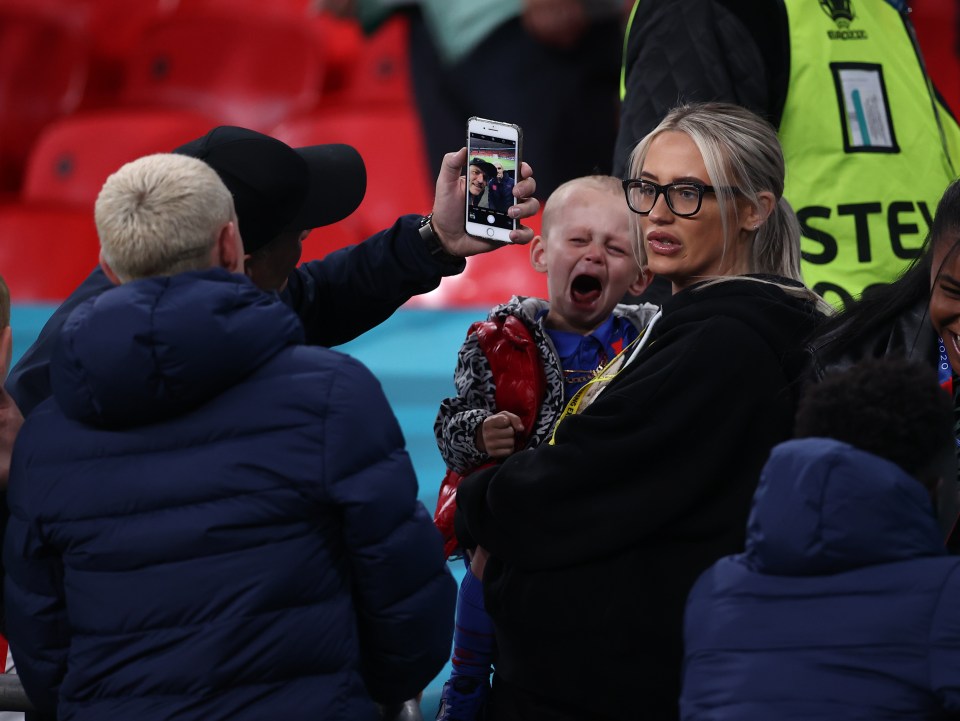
[622,179,728,217]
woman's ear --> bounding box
[742,191,776,233]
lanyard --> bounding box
[936,337,960,448]
[938,336,953,395]
[548,310,662,445]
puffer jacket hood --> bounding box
[51,269,303,427]
[745,437,945,575]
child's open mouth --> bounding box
[571,274,602,304]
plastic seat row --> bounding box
[0,98,547,307]
[3,0,360,108]
[0,1,411,193]
[0,2,548,306]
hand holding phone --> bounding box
[465,117,523,244]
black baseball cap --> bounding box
[469,157,498,180]
[174,126,366,253]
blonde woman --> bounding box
[455,102,828,721]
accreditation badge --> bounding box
[831,62,899,153]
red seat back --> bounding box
[0,203,100,301]
[321,14,412,109]
[120,13,324,131]
[0,9,89,191]
[23,108,220,207]
[911,0,960,114]
[274,105,433,240]
[175,0,311,17]
[1,0,181,109]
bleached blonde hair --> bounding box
[95,153,236,282]
[627,102,829,312]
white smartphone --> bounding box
[465,116,523,243]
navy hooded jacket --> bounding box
[681,438,960,720]
[3,270,455,721]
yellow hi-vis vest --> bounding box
[780,0,960,308]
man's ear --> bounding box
[529,235,548,274]
[215,221,243,273]
[99,250,123,285]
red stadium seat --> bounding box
[77,0,180,107]
[4,107,218,302]
[172,0,363,98]
[22,108,220,207]
[0,202,100,302]
[273,104,433,241]
[1,0,180,109]
[0,0,87,27]
[321,13,413,109]
[911,0,960,115]
[308,13,365,99]
[0,8,89,192]
[120,13,324,131]
[176,0,312,17]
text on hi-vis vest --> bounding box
[798,199,932,306]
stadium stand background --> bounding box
[2,0,958,716]
[0,1,548,714]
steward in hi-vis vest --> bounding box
[616,0,960,309]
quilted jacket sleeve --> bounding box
[4,435,68,716]
[323,356,456,704]
[929,564,960,710]
[282,215,464,348]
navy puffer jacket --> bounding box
[682,438,960,720]
[4,269,455,721]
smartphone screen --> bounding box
[465,117,522,243]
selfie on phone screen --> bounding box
[465,117,522,243]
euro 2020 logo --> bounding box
[820,0,855,28]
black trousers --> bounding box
[483,673,625,721]
[408,11,623,202]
